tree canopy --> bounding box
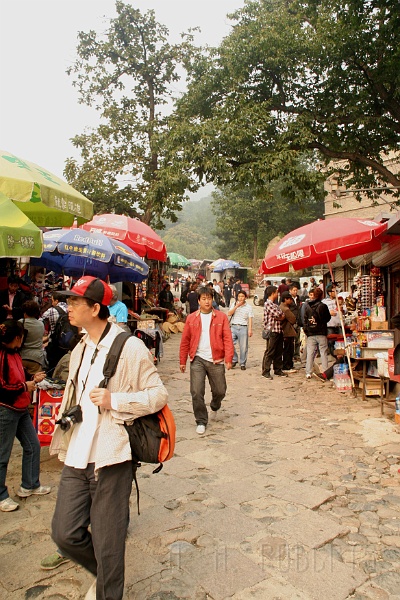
[211,179,325,264]
[159,196,219,259]
[64,2,199,227]
[169,0,400,200]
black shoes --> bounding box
[274,371,288,377]
[241,365,246,370]
[262,373,273,380]
[231,362,237,369]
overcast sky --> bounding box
[1,0,245,192]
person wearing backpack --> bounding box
[41,292,68,337]
[302,287,331,380]
[50,276,168,600]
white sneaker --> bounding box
[306,374,312,379]
[0,497,19,512]
[17,485,51,498]
[85,580,97,599]
[196,424,206,435]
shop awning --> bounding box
[385,210,400,235]
[345,235,400,268]
[372,235,400,267]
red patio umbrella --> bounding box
[259,217,388,274]
[259,216,389,395]
[81,214,167,262]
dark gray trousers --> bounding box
[262,331,284,375]
[52,461,133,600]
[190,356,227,425]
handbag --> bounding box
[262,329,271,340]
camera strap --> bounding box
[76,322,111,406]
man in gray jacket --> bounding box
[50,276,168,600]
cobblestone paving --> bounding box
[1,305,399,599]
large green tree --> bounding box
[211,179,325,264]
[64,2,199,227]
[169,0,400,201]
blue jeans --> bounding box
[190,356,227,425]
[0,406,41,501]
[231,325,249,366]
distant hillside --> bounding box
[159,196,219,260]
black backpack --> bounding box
[52,306,79,351]
[304,302,320,334]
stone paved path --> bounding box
[1,305,400,600]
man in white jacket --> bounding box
[50,276,168,600]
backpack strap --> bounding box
[97,331,142,512]
[98,331,131,389]
[54,305,67,316]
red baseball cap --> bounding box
[63,276,113,306]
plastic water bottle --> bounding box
[395,395,400,415]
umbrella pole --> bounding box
[327,258,356,395]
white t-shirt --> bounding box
[195,312,213,362]
[213,284,221,295]
[65,333,112,469]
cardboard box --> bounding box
[370,321,388,330]
[376,354,389,378]
[366,330,394,349]
[136,319,156,330]
[359,380,382,396]
[388,347,400,383]
[351,346,384,359]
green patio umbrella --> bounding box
[0,150,93,227]
[168,252,191,267]
[0,192,43,257]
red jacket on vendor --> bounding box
[180,309,234,365]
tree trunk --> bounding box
[253,233,258,266]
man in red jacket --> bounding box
[180,286,234,435]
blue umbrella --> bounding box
[210,259,240,272]
[31,229,149,283]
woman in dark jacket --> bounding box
[0,320,49,512]
[19,300,47,375]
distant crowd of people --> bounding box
[261,277,357,382]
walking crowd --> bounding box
[177,275,361,437]
[2,271,396,599]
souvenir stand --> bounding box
[345,267,394,402]
[127,260,166,365]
